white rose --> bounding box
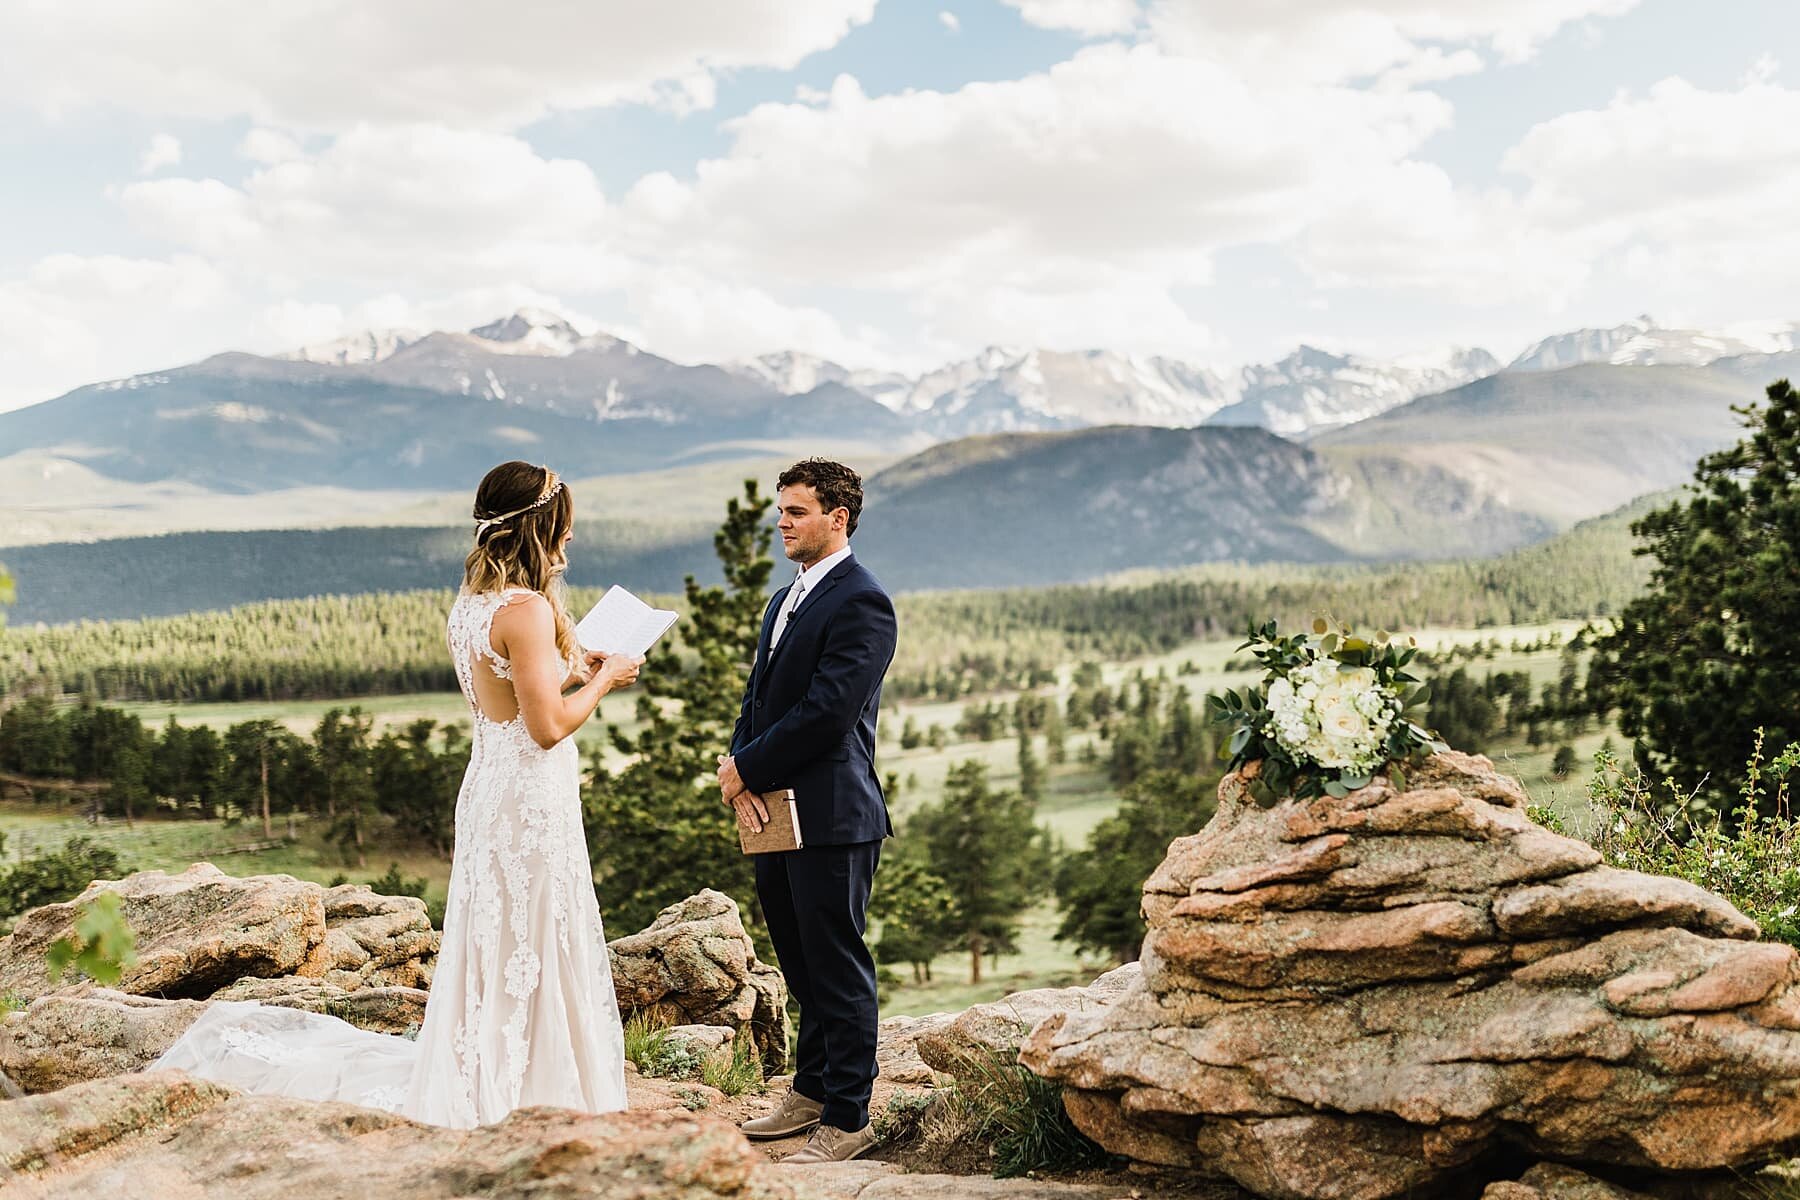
[1322,704,1366,741]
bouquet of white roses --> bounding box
[1208,619,1445,803]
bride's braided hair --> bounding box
[463,461,579,665]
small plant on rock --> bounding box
[1585,730,1800,947]
[698,1033,765,1097]
[46,891,137,986]
[926,1045,1116,1179]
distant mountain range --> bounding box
[7,347,1796,621]
[5,309,1796,497]
[2,308,1799,620]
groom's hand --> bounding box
[731,790,771,834]
[716,754,746,803]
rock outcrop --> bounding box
[0,990,208,1094]
[0,864,329,1002]
[0,865,440,1004]
[207,976,429,1034]
[917,963,1139,1080]
[1481,1164,1660,1200]
[1022,752,1800,1200]
[0,869,790,1097]
[609,889,791,1072]
[314,882,438,990]
[0,1070,805,1199]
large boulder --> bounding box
[917,963,1139,1080]
[0,978,432,1094]
[1021,752,1800,1200]
[0,990,208,1093]
[314,883,439,991]
[608,889,790,1073]
[0,1070,806,1199]
[208,976,429,1035]
[0,867,441,1007]
[0,864,329,1002]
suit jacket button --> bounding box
[755,700,764,708]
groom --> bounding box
[717,458,896,1164]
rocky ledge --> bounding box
[1021,752,1800,1200]
[0,867,787,1092]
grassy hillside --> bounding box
[1314,360,1785,529]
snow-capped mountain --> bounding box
[1207,345,1502,437]
[733,343,1509,438]
[466,308,592,356]
[1509,316,1800,371]
[280,327,425,366]
[726,352,910,407]
[899,348,1238,433]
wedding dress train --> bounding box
[151,587,627,1127]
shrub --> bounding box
[920,1044,1116,1178]
[1584,730,1800,946]
[698,1032,765,1098]
[0,837,125,922]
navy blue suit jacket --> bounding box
[731,553,896,845]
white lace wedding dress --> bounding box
[151,587,627,1127]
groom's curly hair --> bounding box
[778,458,864,536]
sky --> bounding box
[1,0,1797,413]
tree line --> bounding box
[0,500,1651,707]
[0,695,465,863]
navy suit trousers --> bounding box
[755,839,882,1131]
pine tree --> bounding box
[870,855,959,983]
[1054,768,1218,962]
[1016,712,1044,805]
[315,707,377,866]
[910,760,1048,984]
[1588,380,1800,807]
[583,482,774,934]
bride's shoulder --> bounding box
[460,585,545,606]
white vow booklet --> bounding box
[575,585,679,658]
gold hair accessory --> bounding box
[475,473,564,533]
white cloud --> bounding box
[1292,74,1800,319]
[1146,0,1641,83]
[1743,53,1780,87]
[614,267,893,369]
[0,0,876,131]
[1001,0,1141,37]
[138,133,182,174]
[619,47,1446,358]
[238,128,304,166]
[0,255,234,411]
[939,11,961,33]
[1500,77,1800,309]
[121,125,622,293]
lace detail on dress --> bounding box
[359,1083,408,1112]
[138,592,627,1129]
[219,1024,305,1065]
[419,589,627,1120]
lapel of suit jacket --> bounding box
[767,555,855,666]
[753,584,790,682]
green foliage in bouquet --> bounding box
[1207,618,1445,804]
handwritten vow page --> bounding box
[574,586,678,658]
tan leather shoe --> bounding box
[741,1088,824,1139]
[779,1121,877,1164]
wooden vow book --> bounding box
[737,788,802,854]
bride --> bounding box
[152,461,642,1127]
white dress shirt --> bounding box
[770,544,853,651]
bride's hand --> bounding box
[592,652,644,691]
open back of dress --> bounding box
[149,588,626,1127]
